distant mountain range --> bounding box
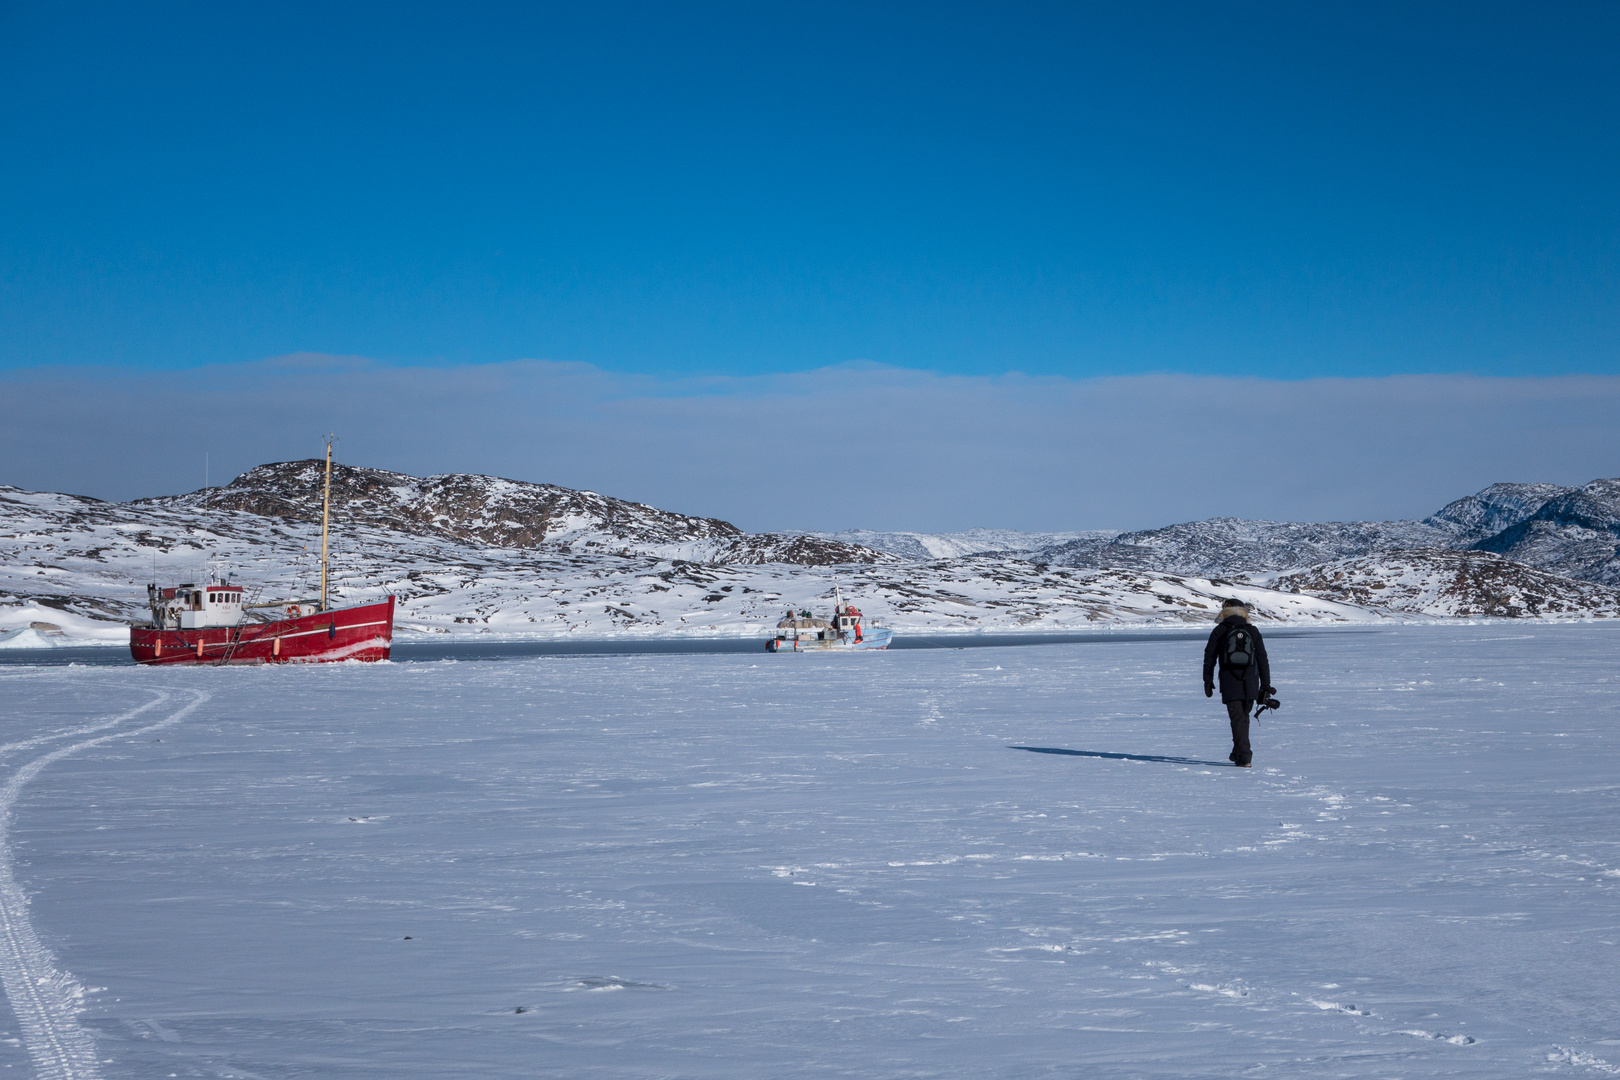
[1032,480,1620,586]
[158,465,1620,586]
[3,463,1618,639]
[807,528,1114,561]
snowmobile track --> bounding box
[0,688,211,1080]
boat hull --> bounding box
[129,596,395,666]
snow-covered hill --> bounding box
[1039,518,1457,576]
[810,529,1114,561]
[5,465,1620,644]
[0,481,1372,640]
[1269,548,1620,619]
[1036,478,1620,587]
[1423,481,1577,544]
[1472,478,1620,585]
[137,461,892,565]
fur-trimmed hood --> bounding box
[1217,600,1251,622]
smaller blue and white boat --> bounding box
[766,588,894,652]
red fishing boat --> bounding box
[129,438,395,666]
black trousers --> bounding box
[1226,699,1253,765]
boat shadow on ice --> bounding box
[1009,745,1235,768]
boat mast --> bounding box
[319,435,334,612]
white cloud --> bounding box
[3,358,1616,532]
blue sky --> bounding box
[3,3,1618,528]
[5,1,1618,379]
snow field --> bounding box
[0,624,1615,1077]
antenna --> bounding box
[319,434,337,612]
[205,452,213,585]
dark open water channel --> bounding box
[0,627,1361,667]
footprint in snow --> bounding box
[1399,1029,1475,1045]
[569,976,666,992]
[1189,982,1248,998]
[1308,998,1371,1016]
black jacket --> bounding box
[1203,616,1271,704]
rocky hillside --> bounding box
[809,529,1112,561]
[1473,479,1620,585]
[1039,518,1456,576]
[1036,478,1620,586]
[1270,549,1620,619]
[137,461,889,565]
[1424,482,1577,544]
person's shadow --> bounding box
[1008,746,1234,768]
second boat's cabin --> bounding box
[774,613,829,637]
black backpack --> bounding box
[1223,625,1255,670]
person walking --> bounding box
[1203,599,1272,768]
